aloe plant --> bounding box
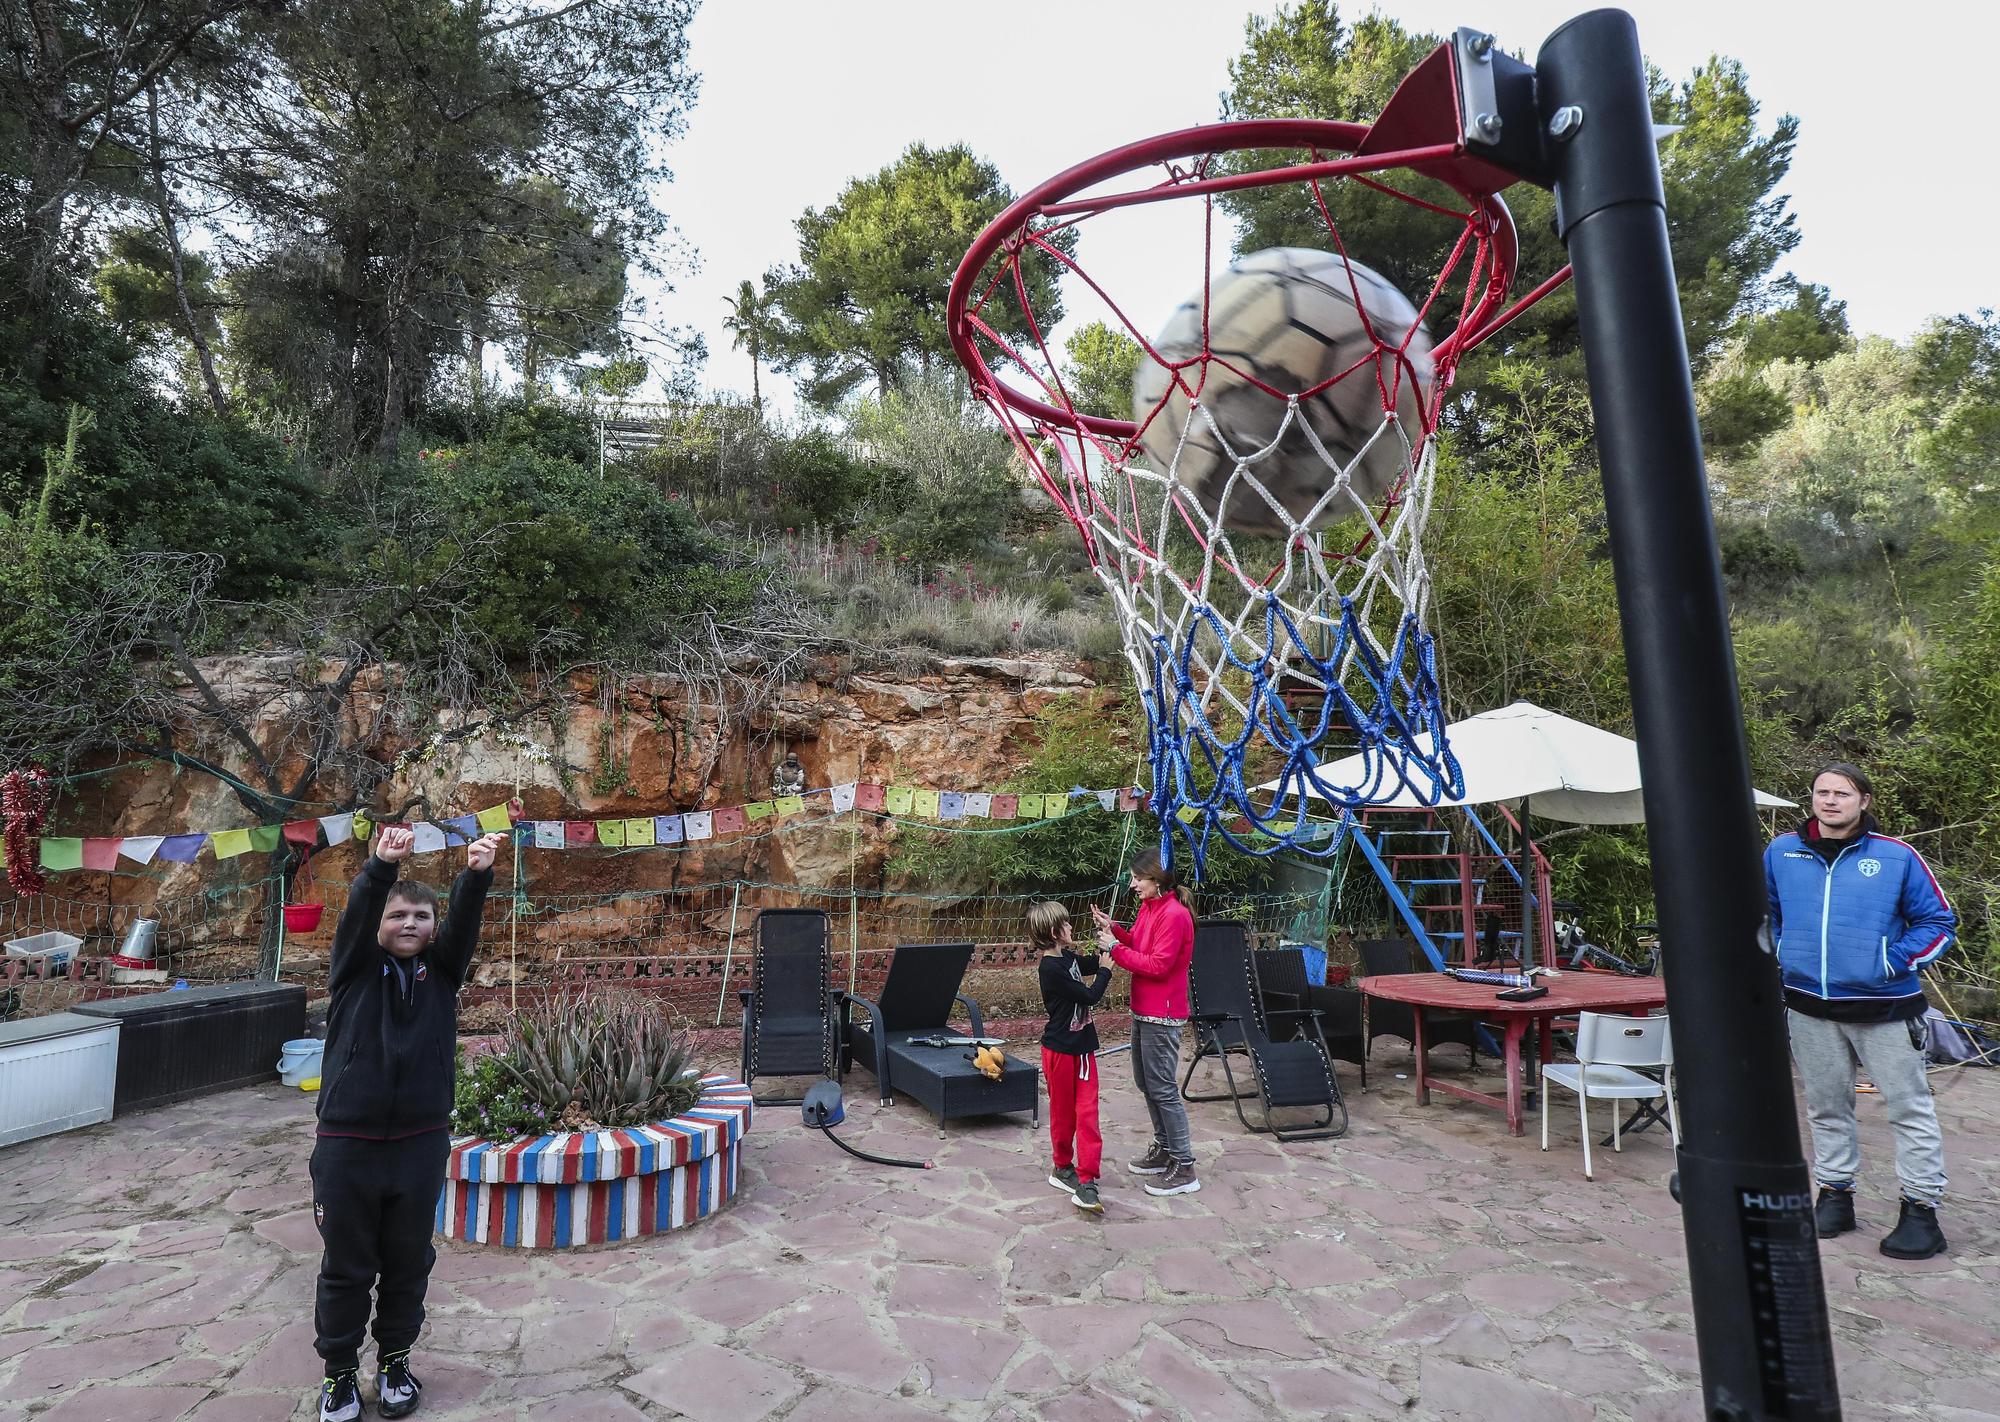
[493,989,704,1131]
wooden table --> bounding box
[1358,973,1667,1136]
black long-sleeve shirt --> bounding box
[315,855,493,1138]
[1039,950,1112,1055]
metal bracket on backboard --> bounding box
[1450,25,1557,190]
[1454,28,1502,146]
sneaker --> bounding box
[1073,1181,1103,1213]
[1047,1164,1080,1195]
[1127,1143,1173,1175]
[1879,1198,1947,1260]
[377,1350,421,1419]
[1144,1159,1201,1196]
[1814,1187,1856,1239]
[319,1370,363,1422]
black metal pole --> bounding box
[1535,12,1841,1419]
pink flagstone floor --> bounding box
[2,1043,1997,1421]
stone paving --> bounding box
[3,1045,1998,1422]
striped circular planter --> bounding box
[436,1074,752,1248]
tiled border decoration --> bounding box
[436,1074,752,1248]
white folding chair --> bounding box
[1540,1011,1679,1178]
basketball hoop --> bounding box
[948,113,1567,873]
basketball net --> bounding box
[950,122,1528,874]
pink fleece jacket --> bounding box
[1109,894,1194,1019]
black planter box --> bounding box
[75,982,306,1114]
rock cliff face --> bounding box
[51,651,1108,919]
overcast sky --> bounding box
[643,0,1998,418]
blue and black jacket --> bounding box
[1764,815,1953,1022]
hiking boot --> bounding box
[1127,1143,1173,1175]
[1047,1165,1080,1195]
[1879,1198,1947,1260]
[1073,1181,1103,1213]
[1144,1158,1201,1196]
[376,1350,421,1419]
[319,1370,363,1422]
[1814,1187,1856,1239]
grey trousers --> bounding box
[1786,1009,1946,1207]
[1132,1020,1194,1164]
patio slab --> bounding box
[0,1044,1996,1420]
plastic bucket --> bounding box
[283,903,325,933]
[278,1038,324,1087]
[119,918,159,962]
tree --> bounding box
[767,143,1072,407]
[1061,321,1143,422]
[721,276,780,414]
[1912,309,2000,487]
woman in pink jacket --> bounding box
[1092,848,1200,1196]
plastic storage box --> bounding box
[75,982,305,1114]
[0,1012,120,1147]
[5,930,82,975]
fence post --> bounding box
[270,871,286,981]
[847,810,861,995]
[715,879,744,1027]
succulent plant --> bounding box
[495,989,704,1130]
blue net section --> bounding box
[1145,591,1462,875]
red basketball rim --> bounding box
[946,118,1523,442]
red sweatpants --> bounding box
[1042,1047,1102,1182]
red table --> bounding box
[1358,972,1667,1135]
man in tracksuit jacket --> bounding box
[1765,763,1954,1259]
[310,824,504,1421]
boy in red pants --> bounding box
[1033,901,1112,1213]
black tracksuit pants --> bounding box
[310,1130,450,1373]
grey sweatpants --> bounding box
[1132,1020,1194,1164]
[1786,1009,1946,1207]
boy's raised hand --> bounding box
[466,832,508,872]
[375,825,415,862]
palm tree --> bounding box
[721,278,778,415]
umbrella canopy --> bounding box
[1255,700,1795,825]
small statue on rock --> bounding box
[770,753,806,799]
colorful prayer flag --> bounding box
[743,801,774,821]
[911,789,940,819]
[248,825,283,853]
[39,837,83,871]
[1094,789,1118,812]
[533,821,566,849]
[990,794,1018,820]
[655,815,684,844]
[81,838,121,871]
[938,792,965,821]
[596,819,627,847]
[1043,794,1070,819]
[1015,793,1044,819]
[210,829,254,860]
[476,804,514,833]
[830,783,857,813]
[320,813,356,845]
[157,834,206,863]
[283,820,321,847]
[565,820,598,846]
[119,836,164,865]
[964,792,992,818]
[884,786,915,816]
[712,806,747,835]
[624,817,655,846]
[683,811,714,841]
[411,823,447,854]
[774,795,805,818]
[854,783,886,812]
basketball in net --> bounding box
[947,106,1559,873]
[1134,247,1435,537]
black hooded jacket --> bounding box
[315,855,493,1138]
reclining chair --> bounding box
[738,908,838,1104]
[1181,921,1346,1140]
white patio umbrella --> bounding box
[1253,699,1795,825]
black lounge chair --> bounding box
[1256,946,1369,1090]
[1356,938,1483,1068]
[1181,921,1346,1141]
[738,909,839,1104]
[842,941,1039,1128]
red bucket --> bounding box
[283,903,326,934]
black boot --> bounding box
[1879,1198,1947,1260]
[1813,1187,1856,1239]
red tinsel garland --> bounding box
[1,767,52,896]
